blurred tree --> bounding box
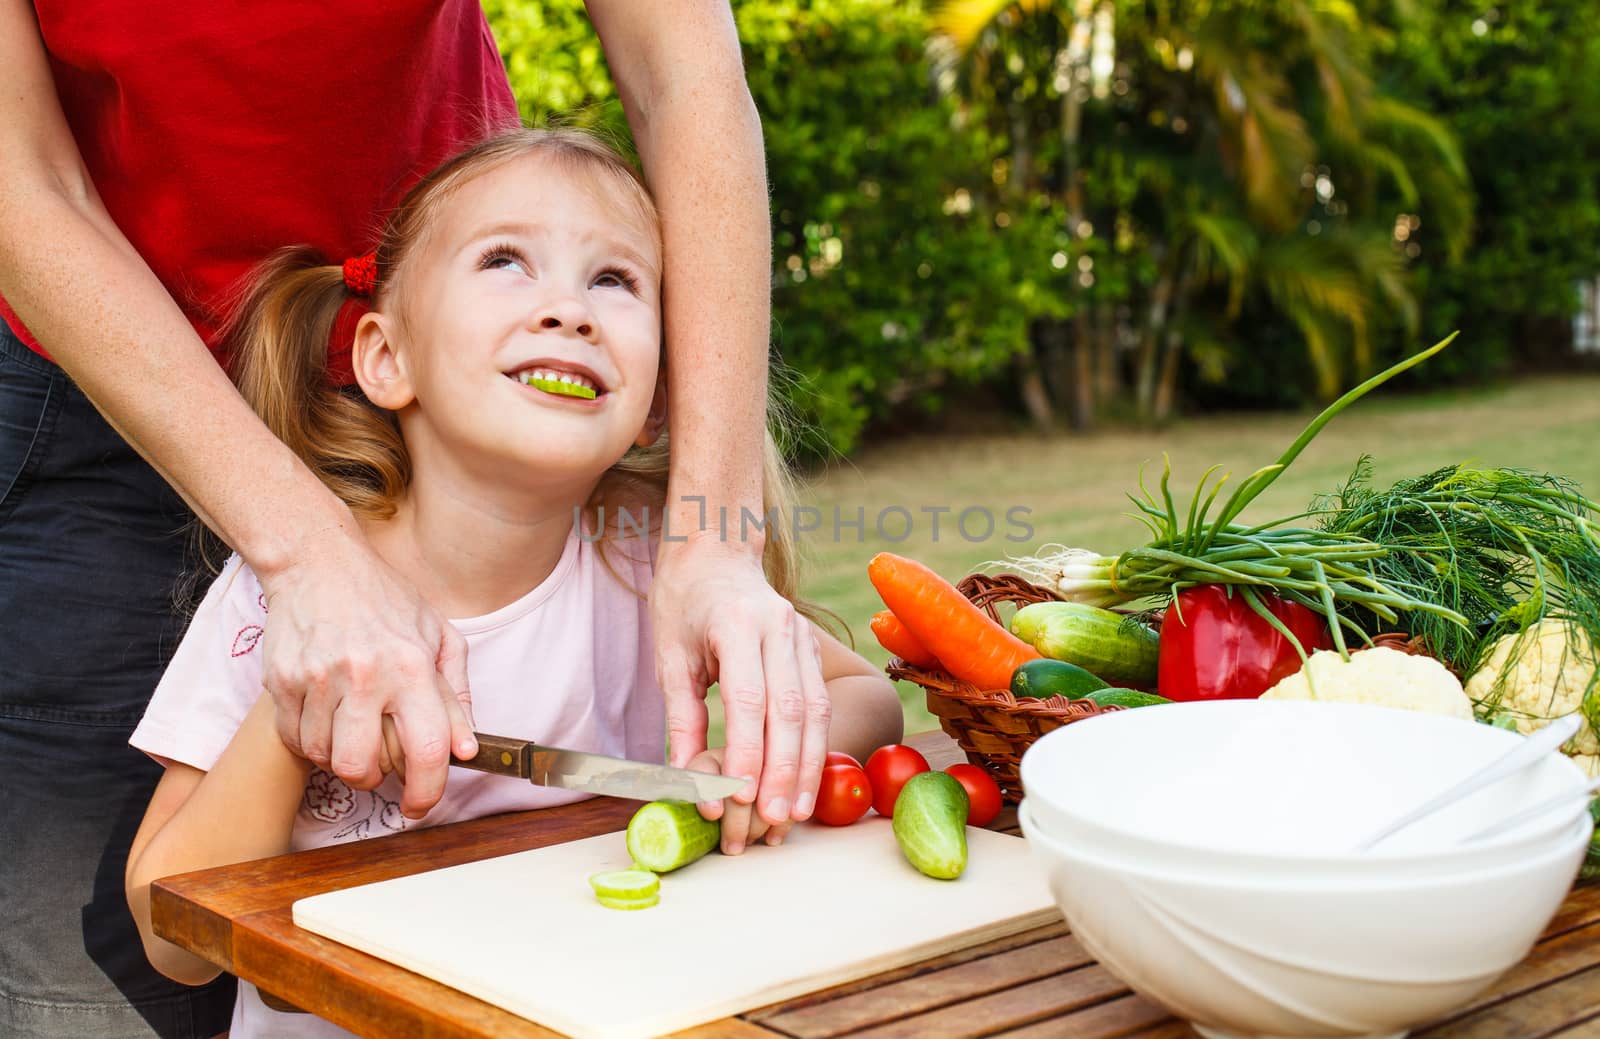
[932,0,1471,421]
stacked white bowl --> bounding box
[1016,699,1593,1039]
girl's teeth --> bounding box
[518,368,597,391]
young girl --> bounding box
[123,127,904,1037]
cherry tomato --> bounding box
[944,764,1004,827]
[814,764,873,826]
[825,751,862,769]
[864,744,931,817]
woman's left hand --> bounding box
[651,537,831,848]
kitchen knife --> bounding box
[453,732,750,803]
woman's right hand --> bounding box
[256,530,477,820]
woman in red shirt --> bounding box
[0,3,833,1036]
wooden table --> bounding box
[153,731,1600,1039]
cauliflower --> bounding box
[1466,620,1600,778]
[1261,646,1473,720]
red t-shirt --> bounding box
[2,1,519,367]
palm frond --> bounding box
[1205,51,1315,230]
[1259,235,1376,396]
[1290,0,1374,146]
[1362,96,1468,182]
[1361,96,1475,258]
[932,0,1057,52]
[1353,141,1420,207]
[1186,211,1260,316]
[1338,230,1418,335]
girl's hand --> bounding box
[686,747,791,855]
[257,529,477,820]
[651,537,831,831]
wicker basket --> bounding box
[884,572,1129,805]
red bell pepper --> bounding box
[1158,585,1335,701]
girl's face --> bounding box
[356,153,665,498]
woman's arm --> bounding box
[586,0,830,839]
[0,0,475,816]
[125,696,311,984]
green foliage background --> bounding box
[1381,2,1600,380]
[481,0,1600,453]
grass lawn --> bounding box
[702,372,1600,745]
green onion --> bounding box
[999,335,1469,649]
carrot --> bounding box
[870,610,941,669]
[867,552,1039,691]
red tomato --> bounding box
[865,744,931,817]
[814,764,873,826]
[825,751,862,769]
[944,764,1004,827]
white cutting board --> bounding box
[293,816,1058,1039]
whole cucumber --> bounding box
[1084,687,1173,708]
[1012,602,1160,689]
[892,771,970,880]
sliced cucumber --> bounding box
[625,800,721,873]
[589,868,661,910]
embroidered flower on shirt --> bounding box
[329,791,408,841]
[231,625,264,657]
[376,795,406,832]
[304,769,357,822]
[332,816,371,841]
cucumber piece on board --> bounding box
[589,868,661,911]
[625,800,721,873]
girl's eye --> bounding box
[478,243,530,275]
[593,266,641,292]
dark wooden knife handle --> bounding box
[456,732,530,775]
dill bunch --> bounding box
[1313,458,1600,675]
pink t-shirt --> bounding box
[130,526,665,1039]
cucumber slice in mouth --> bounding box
[589,868,661,910]
[525,374,598,400]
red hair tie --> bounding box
[342,253,378,297]
[328,252,377,387]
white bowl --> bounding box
[1019,700,1590,878]
[1019,797,1590,1039]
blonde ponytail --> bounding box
[225,247,409,519]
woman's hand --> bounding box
[651,537,831,836]
[257,530,477,820]
[685,747,790,854]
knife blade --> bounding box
[454,732,750,803]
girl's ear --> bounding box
[634,370,668,447]
[352,311,414,410]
